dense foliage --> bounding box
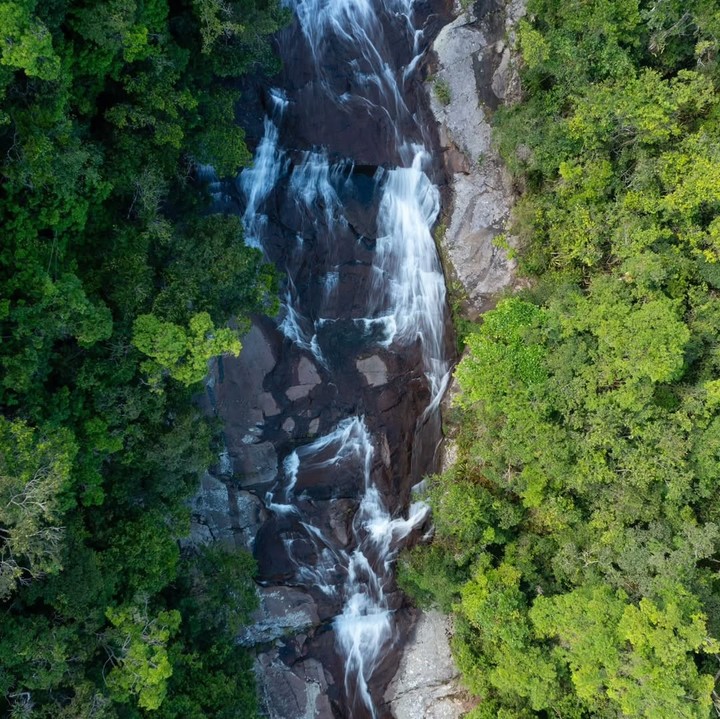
[401,1,720,716]
[0,0,285,716]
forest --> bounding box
[400,0,720,717]
[0,0,286,716]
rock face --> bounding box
[239,586,319,646]
[256,651,334,719]
[188,0,457,715]
[188,472,268,551]
[356,354,389,387]
[384,611,471,719]
[286,356,322,400]
[430,0,526,317]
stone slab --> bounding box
[234,441,278,488]
[428,3,522,317]
[256,652,334,719]
[240,586,320,646]
[356,355,388,387]
[385,610,471,719]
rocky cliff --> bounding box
[384,0,526,716]
[430,0,526,318]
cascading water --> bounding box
[229,0,453,716]
[372,150,450,397]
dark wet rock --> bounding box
[297,356,321,385]
[469,0,507,110]
[294,454,364,500]
[256,650,335,719]
[187,474,268,551]
[188,473,233,547]
[379,433,392,468]
[259,391,281,417]
[340,170,383,239]
[230,488,269,549]
[254,517,303,583]
[210,320,283,469]
[284,356,324,401]
[235,441,278,489]
[327,498,355,546]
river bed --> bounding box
[198,1,455,716]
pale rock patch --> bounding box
[286,355,323,400]
[429,0,527,317]
[255,651,334,719]
[239,586,319,646]
[356,355,389,387]
[385,611,472,718]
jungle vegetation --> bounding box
[400,1,720,717]
[0,0,286,716]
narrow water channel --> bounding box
[213,1,453,716]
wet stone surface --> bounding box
[191,0,459,717]
[239,586,320,646]
[256,650,335,719]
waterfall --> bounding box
[276,417,430,715]
[235,0,450,715]
[238,113,288,249]
[372,150,450,397]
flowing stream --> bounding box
[227,0,452,715]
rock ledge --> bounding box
[430,0,527,318]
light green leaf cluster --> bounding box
[132,311,241,387]
[0,418,77,598]
[0,1,60,79]
[105,602,181,710]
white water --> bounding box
[289,151,350,230]
[276,278,327,366]
[371,149,450,397]
[285,0,427,150]
[264,450,300,515]
[284,0,449,394]
[337,483,429,713]
[238,1,449,715]
[238,115,288,249]
[276,418,429,715]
